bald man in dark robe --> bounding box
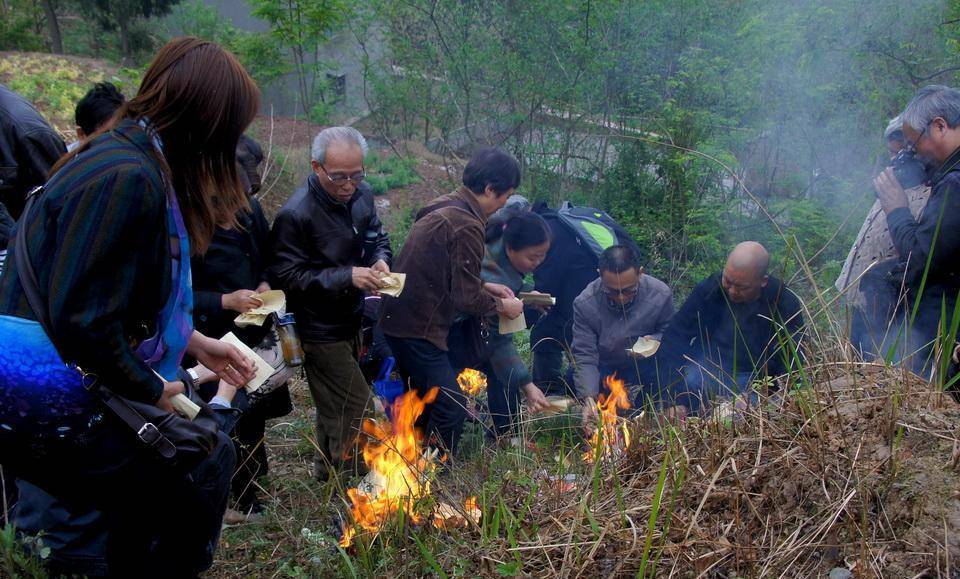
[656,242,805,414]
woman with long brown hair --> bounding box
[0,37,260,576]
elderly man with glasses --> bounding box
[268,126,392,480]
[571,245,673,431]
[869,85,960,376]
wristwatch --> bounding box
[185,368,201,390]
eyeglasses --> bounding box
[319,164,366,185]
[602,284,639,298]
[904,121,931,154]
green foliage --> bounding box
[364,153,420,196]
[361,0,960,297]
[0,525,48,579]
[0,0,46,51]
[161,0,288,90]
[249,0,351,115]
[386,206,415,253]
[75,0,184,62]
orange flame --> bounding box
[456,368,487,396]
[340,387,439,548]
[584,374,632,461]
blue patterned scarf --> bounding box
[133,120,194,380]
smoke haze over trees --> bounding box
[357,0,960,292]
[3,0,960,290]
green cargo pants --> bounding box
[302,339,373,480]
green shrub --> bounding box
[0,54,141,136]
[365,153,420,196]
[0,524,48,579]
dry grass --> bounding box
[209,361,960,578]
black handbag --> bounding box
[14,188,219,472]
[447,315,493,369]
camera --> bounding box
[890,149,927,188]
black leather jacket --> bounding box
[268,174,392,343]
[0,83,66,219]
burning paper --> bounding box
[456,368,487,396]
[584,375,632,462]
[340,387,439,548]
[432,496,481,529]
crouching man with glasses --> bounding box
[268,126,392,480]
[571,245,674,433]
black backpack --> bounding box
[555,201,641,260]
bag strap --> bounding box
[14,189,52,338]
[414,197,471,222]
[13,187,176,458]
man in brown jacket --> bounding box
[381,148,525,454]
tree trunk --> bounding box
[118,17,132,66]
[42,0,63,54]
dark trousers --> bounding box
[531,316,575,397]
[674,363,754,414]
[230,385,291,510]
[302,340,372,479]
[482,359,520,437]
[385,335,466,454]
[11,417,235,578]
[859,268,954,375]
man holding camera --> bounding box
[866,85,960,373]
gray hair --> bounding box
[901,85,960,132]
[310,126,368,163]
[883,115,904,142]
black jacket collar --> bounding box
[307,172,360,211]
[930,145,960,187]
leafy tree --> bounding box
[75,0,183,64]
[249,0,350,121]
[162,0,288,90]
[0,0,46,51]
[362,0,960,291]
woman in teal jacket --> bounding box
[481,210,552,436]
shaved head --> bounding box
[726,241,770,277]
[722,242,769,303]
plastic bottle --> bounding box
[274,313,304,367]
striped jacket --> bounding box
[0,120,171,403]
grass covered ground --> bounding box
[2,51,959,579]
[206,360,960,578]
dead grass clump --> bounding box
[441,362,960,577]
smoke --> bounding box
[738,0,951,200]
